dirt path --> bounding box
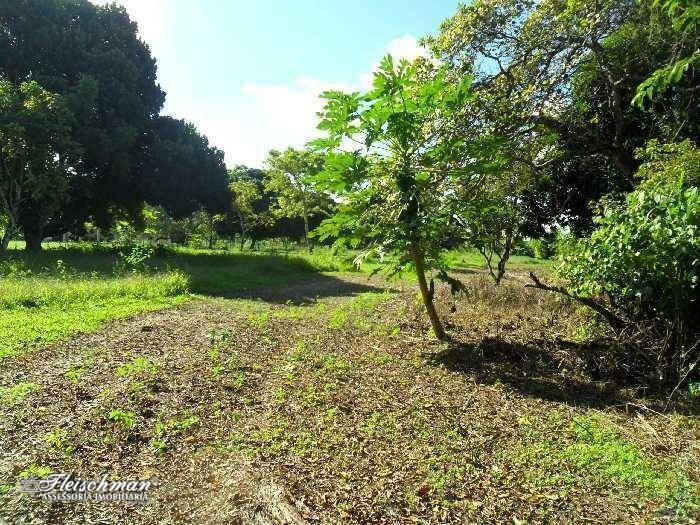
[1,274,697,524]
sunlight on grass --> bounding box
[0,243,549,360]
[0,272,189,359]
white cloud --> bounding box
[218,35,431,168]
[82,7,430,169]
[190,76,352,168]
[387,35,431,62]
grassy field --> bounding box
[0,244,351,359]
[0,242,547,360]
[3,242,695,524]
[0,270,697,523]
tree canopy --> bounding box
[265,147,330,252]
[0,80,77,250]
[427,0,699,232]
[313,56,481,339]
[0,0,232,249]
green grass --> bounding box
[564,416,670,492]
[355,247,550,280]
[0,242,550,360]
[0,244,344,359]
[0,272,189,359]
[506,414,698,519]
[442,248,553,273]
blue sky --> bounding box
[94,0,463,167]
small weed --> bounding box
[290,431,318,457]
[208,348,242,387]
[324,406,339,422]
[321,354,351,374]
[116,357,157,378]
[365,411,400,439]
[247,311,269,330]
[274,387,287,404]
[374,352,393,365]
[289,339,310,362]
[65,365,86,384]
[151,413,201,451]
[688,381,700,399]
[298,385,329,407]
[230,371,246,390]
[45,428,74,455]
[19,464,52,479]
[169,414,200,432]
[208,328,232,346]
[151,439,168,454]
[0,382,39,406]
[107,408,137,430]
[327,309,348,330]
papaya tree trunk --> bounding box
[410,242,447,341]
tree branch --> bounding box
[525,272,627,330]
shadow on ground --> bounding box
[208,274,392,305]
[6,246,393,303]
[426,337,697,413]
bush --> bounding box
[555,141,699,386]
[118,241,155,272]
[528,238,555,259]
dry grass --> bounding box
[0,273,697,524]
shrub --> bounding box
[553,141,699,386]
[528,238,553,259]
[117,241,155,272]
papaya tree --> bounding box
[312,56,479,340]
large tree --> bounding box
[0,0,165,248]
[264,147,330,253]
[140,116,231,220]
[427,0,698,231]
[0,80,77,252]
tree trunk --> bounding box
[409,242,447,341]
[494,232,515,286]
[24,229,43,252]
[302,214,312,253]
[611,149,637,182]
[238,211,246,250]
[22,217,43,252]
[207,216,215,250]
[0,213,16,253]
[0,228,12,252]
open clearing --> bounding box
[1,271,698,524]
